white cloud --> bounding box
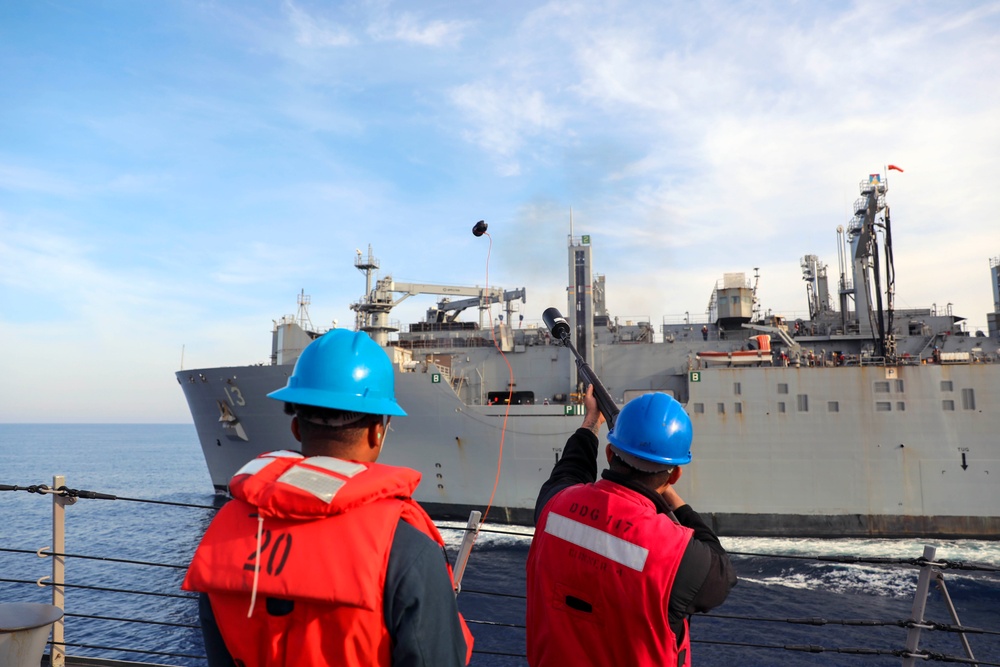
[450,83,566,176]
[367,10,471,47]
[0,163,79,196]
[285,0,356,47]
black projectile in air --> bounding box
[472,220,488,237]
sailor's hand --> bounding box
[581,384,605,434]
[661,484,685,511]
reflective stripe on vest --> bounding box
[544,512,650,571]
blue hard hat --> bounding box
[267,330,406,416]
[607,393,692,471]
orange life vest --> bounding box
[183,451,473,666]
[527,479,694,666]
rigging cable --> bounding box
[474,222,515,526]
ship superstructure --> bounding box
[177,175,1000,537]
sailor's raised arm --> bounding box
[533,384,604,524]
[579,384,605,436]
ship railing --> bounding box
[0,476,529,666]
[395,337,499,350]
[3,479,1000,666]
[431,362,452,383]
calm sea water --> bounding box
[1,424,998,667]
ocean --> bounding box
[1,424,998,666]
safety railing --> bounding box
[2,478,999,666]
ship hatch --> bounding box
[216,401,249,441]
[487,390,535,405]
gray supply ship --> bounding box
[177,174,1000,538]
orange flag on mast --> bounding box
[888,164,904,172]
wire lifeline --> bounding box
[63,611,199,629]
[6,485,1000,573]
[901,652,1000,666]
[692,638,1000,665]
[464,618,525,629]
[1,481,218,509]
[2,577,196,599]
[10,575,998,662]
[0,546,188,570]
[728,550,1000,573]
[13,574,997,648]
[7,486,1000,572]
[48,640,207,661]
[7,479,1000,663]
[701,611,1000,637]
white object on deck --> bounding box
[0,602,63,667]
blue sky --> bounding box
[2,0,999,422]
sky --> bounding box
[2,0,999,423]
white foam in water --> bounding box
[722,536,1000,566]
[438,525,1000,602]
[722,536,1000,597]
[739,563,918,598]
[439,527,1000,600]
[438,521,535,550]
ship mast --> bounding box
[352,245,386,335]
[847,173,896,362]
[566,220,594,393]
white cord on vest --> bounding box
[247,514,265,618]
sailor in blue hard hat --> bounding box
[607,391,693,472]
[526,388,736,667]
[186,329,473,666]
[268,328,407,451]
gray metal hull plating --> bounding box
[176,343,1000,538]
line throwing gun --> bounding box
[542,307,619,430]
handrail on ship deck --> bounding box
[2,477,999,666]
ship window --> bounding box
[777,402,786,413]
[874,381,890,393]
[876,401,892,412]
[797,394,809,412]
[897,402,906,411]
[777,383,788,394]
[693,403,705,414]
[734,402,743,414]
[828,401,839,412]
[487,391,535,405]
[717,403,725,414]
[962,388,976,410]
[733,382,741,395]
[942,400,955,411]
[895,380,905,393]
[940,381,953,392]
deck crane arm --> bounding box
[353,274,527,343]
[433,288,527,322]
[376,280,525,316]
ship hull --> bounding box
[176,346,1000,538]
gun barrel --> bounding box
[577,360,619,429]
